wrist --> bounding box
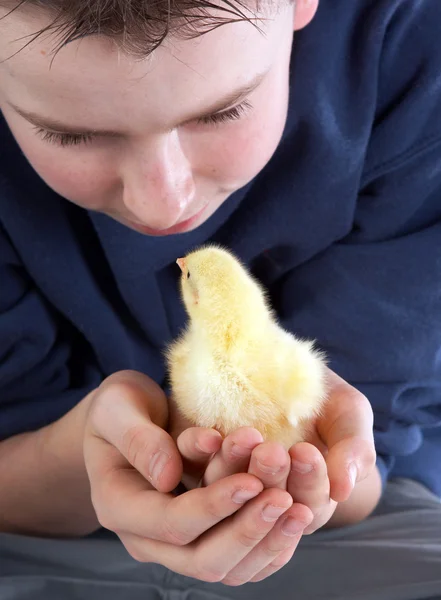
[43,388,95,471]
[40,390,99,533]
[0,390,99,537]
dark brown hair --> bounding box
[2,0,262,58]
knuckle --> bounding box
[273,537,293,555]
[203,496,228,521]
[103,370,139,384]
[269,546,296,571]
[303,523,319,535]
[122,540,149,563]
[264,536,293,556]
[352,392,373,421]
[87,395,106,432]
[90,490,116,532]
[270,553,292,570]
[127,548,145,563]
[334,384,373,420]
[264,544,286,558]
[356,390,372,409]
[352,437,377,471]
[89,379,142,432]
[363,444,377,469]
[222,576,247,587]
[95,379,133,409]
[194,566,226,584]
[236,526,265,549]
[250,570,273,584]
[122,424,152,469]
[94,506,115,533]
[162,516,192,546]
[176,428,194,452]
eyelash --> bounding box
[33,100,252,148]
[197,100,252,126]
[34,127,94,147]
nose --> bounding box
[123,130,196,230]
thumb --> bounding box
[86,370,183,493]
[318,369,376,502]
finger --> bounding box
[177,427,223,487]
[122,486,294,581]
[249,546,296,583]
[86,371,182,492]
[90,453,264,543]
[222,503,311,586]
[189,487,294,582]
[326,437,377,502]
[248,442,290,490]
[203,427,264,486]
[288,442,329,508]
[317,369,376,502]
[177,427,223,462]
[288,443,334,533]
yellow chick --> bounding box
[166,245,327,448]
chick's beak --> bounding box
[176,257,187,276]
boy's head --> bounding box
[0,0,318,235]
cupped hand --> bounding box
[319,368,376,500]
[288,367,376,532]
[178,366,376,535]
[83,371,312,585]
[177,426,311,582]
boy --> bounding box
[0,0,440,598]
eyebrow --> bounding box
[8,70,268,136]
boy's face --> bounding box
[0,2,317,236]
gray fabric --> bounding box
[1,479,440,600]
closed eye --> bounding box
[32,99,253,148]
[33,127,95,147]
[197,100,252,126]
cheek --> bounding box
[31,151,115,211]
[2,113,118,211]
[195,86,289,187]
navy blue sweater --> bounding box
[1,0,441,495]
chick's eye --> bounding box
[187,271,191,279]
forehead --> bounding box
[0,4,286,127]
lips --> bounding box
[125,203,209,236]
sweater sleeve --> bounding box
[0,223,102,440]
[276,0,441,489]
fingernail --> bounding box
[232,489,259,504]
[349,463,358,488]
[149,450,170,485]
[281,517,303,536]
[195,440,213,453]
[262,504,288,522]
[231,444,252,457]
[291,460,313,474]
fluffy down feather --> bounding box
[166,245,327,448]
